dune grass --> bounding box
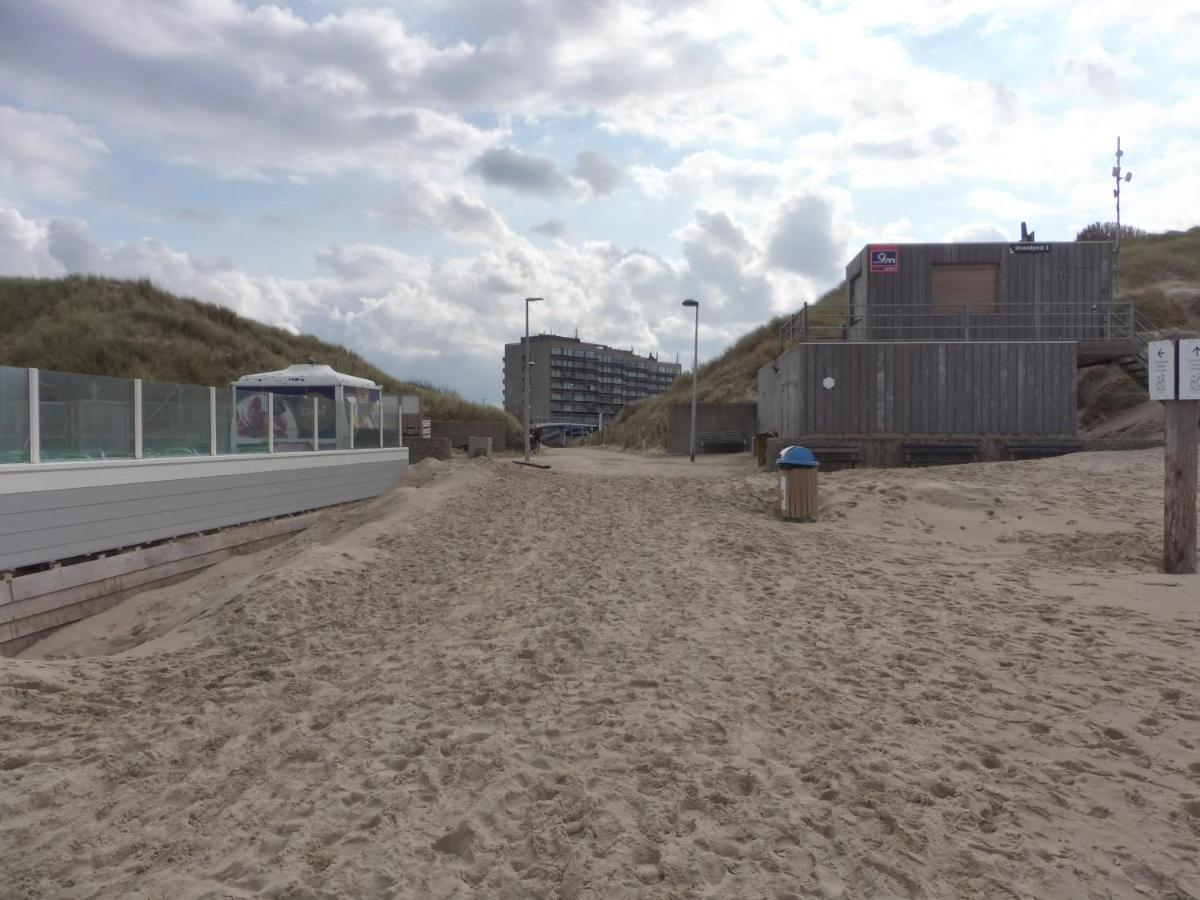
[0,275,523,445]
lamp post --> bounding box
[682,299,700,462]
[523,297,543,462]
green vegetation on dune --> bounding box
[584,283,846,448]
[0,275,522,445]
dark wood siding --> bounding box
[759,341,1076,438]
[851,242,1113,342]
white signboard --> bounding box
[1180,338,1200,401]
[1148,340,1176,401]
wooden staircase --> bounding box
[1114,309,1173,390]
[1115,349,1149,389]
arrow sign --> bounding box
[1148,340,1176,401]
[1180,338,1200,400]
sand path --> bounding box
[2,448,1199,899]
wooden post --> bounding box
[1163,399,1198,574]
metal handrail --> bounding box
[779,301,1140,344]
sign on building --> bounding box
[1148,340,1176,401]
[1009,243,1051,254]
[1180,338,1200,401]
[869,246,898,273]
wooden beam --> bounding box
[0,514,317,656]
[1163,399,1198,575]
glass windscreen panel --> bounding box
[316,395,337,450]
[0,367,30,464]
[232,388,270,453]
[250,386,336,451]
[39,370,134,460]
[215,388,235,455]
[142,381,211,457]
[381,395,401,448]
[349,387,382,449]
[271,392,316,451]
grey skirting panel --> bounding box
[0,451,407,570]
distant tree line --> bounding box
[1076,221,1146,241]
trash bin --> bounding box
[777,446,819,522]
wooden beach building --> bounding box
[762,239,1152,466]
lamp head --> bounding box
[682,299,699,307]
[525,296,543,303]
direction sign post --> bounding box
[1180,339,1200,401]
[1148,340,1176,401]
[1158,338,1198,574]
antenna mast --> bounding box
[1112,136,1132,296]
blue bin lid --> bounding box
[777,445,819,468]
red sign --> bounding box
[869,246,898,273]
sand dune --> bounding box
[2,448,1199,899]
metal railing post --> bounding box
[133,378,143,459]
[209,387,217,455]
[312,396,319,451]
[28,368,40,464]
[267,392,275,453]
[378,399,384,448]
[963,305,970,341]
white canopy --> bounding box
[233,363,379,390]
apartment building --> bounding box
[502,335,682,423]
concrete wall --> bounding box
[0,448,408,571]
[667,402,757,454]
[406,437,451,463]
[759,341,1076,439]
[432,420,507,452]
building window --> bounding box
[931,263,999,315]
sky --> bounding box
[0,0,1197,405]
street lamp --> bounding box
[682,299,699,462]
[524,297,543,462]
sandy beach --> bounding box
[2,447,1199,899]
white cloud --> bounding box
[572,150,623,196]
[0,106,108,200]
[942,223,1011,243]
[468,146,573,196]
[0,204,832,400]
[0,208,62,276]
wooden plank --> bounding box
[0,529,308,650]
[0,548,232,626]
[0,572,197,646]
[1163,399,1198,574]
[8,512,316,602]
